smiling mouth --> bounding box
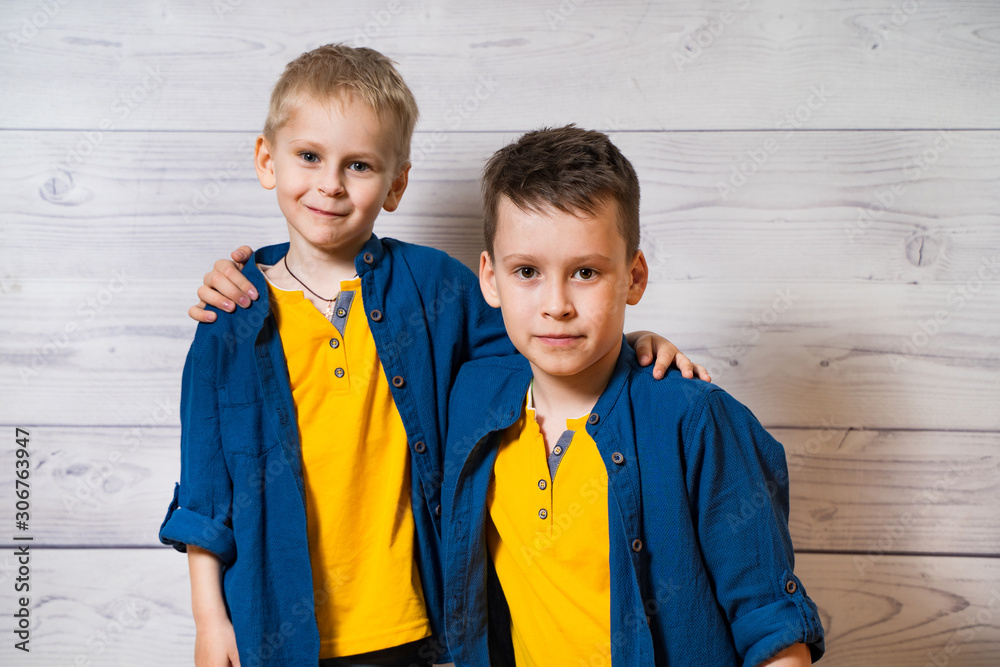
[305,205,347,217]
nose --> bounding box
[317,167,345,197]
[541,279,574,320]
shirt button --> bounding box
[371,309,383,321]
[414,441,426,453]
[363,252,374,264]
[334,368,345,378]
[588,413,600,425]
[612,452,625,465]
[392,375,405,388]
[329,338,340,349]
[538,508,548,519]
[785,580,798,594]
[553,445,563,455]
[435,504,442,517]
[336,307,347,318]
[631,538,643,552]
[538,479,547,490]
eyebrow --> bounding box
[501,253,615,264]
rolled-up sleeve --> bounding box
[684,390,825,665]
[158,340,237,566]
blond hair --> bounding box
[263,44,419,167]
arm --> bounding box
[189,546,241,667]
[625,330,711,381]
[760,642,812,667]
[189,246,258,323]
[685,391,824,664]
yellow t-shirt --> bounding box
[267,277,431,658]
[487,391,613,666]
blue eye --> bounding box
[299,152,319,163]
[574,268,596,280]
[349,161,371,172]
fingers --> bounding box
[188,300,217,323]
[633,336,654,367]
[206,260,259,307]
[692,363,712,383]
[670,352,695,380]
[230,246,254,270]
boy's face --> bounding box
[254,93,408,257]
[480,196,647,383]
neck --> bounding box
[529,338,621,436]
[281,240,360,293]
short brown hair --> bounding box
[481,125,640,259]
[263,44,419,167]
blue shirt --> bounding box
[442,341,826,666]
[159,237,513,666]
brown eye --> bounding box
[518,267,536,279]
[575,268,596,280]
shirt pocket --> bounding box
[218,383,279,457]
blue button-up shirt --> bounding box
[442,341,825,666]
[159,237,513,666]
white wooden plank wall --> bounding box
[0,0,998,664]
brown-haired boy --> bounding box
[163,46,706,666]
[441,126,825,666]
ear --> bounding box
[382,162,410,212]
[479,250,502,308]
[626,250,648,305]
[254,135,276,190]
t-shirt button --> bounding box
[553,445,563,455]
[538,479,547,490]
[538,508,548,519]
[336,307,347,318]
[334,368,345,378]
[329,338,340,349]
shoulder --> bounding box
[626,365,729,416]
[382,238,478,282]
[449,355,531,419]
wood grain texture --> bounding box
[1,426,995,558]
[0,550,997,665]
[0,129,997,282]
[1,279,997,429]
[2,1,999,132]
[777,428,1000,555]
[797,554,1000,666]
